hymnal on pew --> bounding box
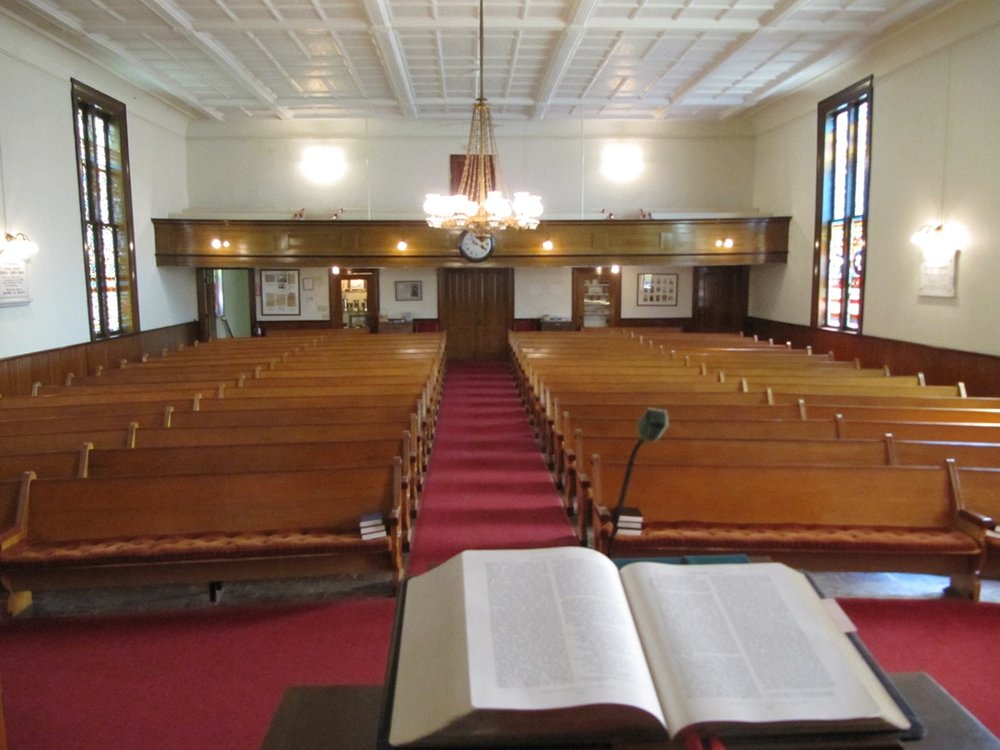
[615,507,644,536]
[360,512,387,540]
[382,547,912,748]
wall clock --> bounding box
[457,231,495,262]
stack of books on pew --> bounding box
[615,506,643,536]
[359,512,387,541]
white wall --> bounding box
[181,118,756,222]
[0,13,195,359]
[514,267,573,320]
[749,0,1000,356]
[379,268,438,321]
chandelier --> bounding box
[423,0,542,237]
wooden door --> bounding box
[692,266,749,332]
[438,268,514,360]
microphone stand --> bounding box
[612,436,645,538]
[610,407,668,542]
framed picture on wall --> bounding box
[637,273,678,306]
[260,269,300,315]
[395,281,423,302]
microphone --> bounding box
[612,408,668,538]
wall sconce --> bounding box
[331,266,341,275]
[715,238,734,249]
[610,264,621,274]
[542,240,554,251]
[396,241,408,252]
[2,232,39,260]
[210,238,230,249]
[911,223,964,257]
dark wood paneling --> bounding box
[0,323,199,397]
[746,318,1000,397]
[620,318,693,329]
[692,266,748,332]
[256,320,332,334]
[438,269,514,360]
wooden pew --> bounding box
[587,461,987,599]
[0,411,169,436]
[547,414,842,474]
[0,389,209,409]
[81,436,419,540]
[163,404,418,430]
[0,428,135,454]
[126,420,427,496]
[0,447,89,481]
[0,463,404,617]
[567,434,1000,542]
[564,434,891,536]
[553,413,1000,481]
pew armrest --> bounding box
[591,501,614,554]
[955,507,994,544]
[0,472,33,551]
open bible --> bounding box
[383,547,913,748]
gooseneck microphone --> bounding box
[612,408,669,538]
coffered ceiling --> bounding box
[2,0,947,121]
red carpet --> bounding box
[841,597,1000,736]
[0,598,395,749]
[405,360,578,575]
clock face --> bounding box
[458,231,495,262]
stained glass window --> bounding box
[72,80,138,339]
[814,78,872,332]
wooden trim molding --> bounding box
[153,216,790,269]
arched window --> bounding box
[813,77,872,332]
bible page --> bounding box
[619,562,909,735]
[389,553,475,746]
[463,547,666,722]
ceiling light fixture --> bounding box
[423,0,542,238]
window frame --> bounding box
[811,76,873,333]
[71,79,140,340]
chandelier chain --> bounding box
[423,0,542,238]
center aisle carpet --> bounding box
[406,359,578,575]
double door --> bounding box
[438,268,514,360]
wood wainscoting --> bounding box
[0,322,199,398]
[745,318,1000,398]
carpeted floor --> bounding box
[1,360,998,748]
[405,360,578,575]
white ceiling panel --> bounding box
[1,0,951,120]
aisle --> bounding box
[405,360,578,575]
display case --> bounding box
[342,279,369,328]
[582,279,611,328]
